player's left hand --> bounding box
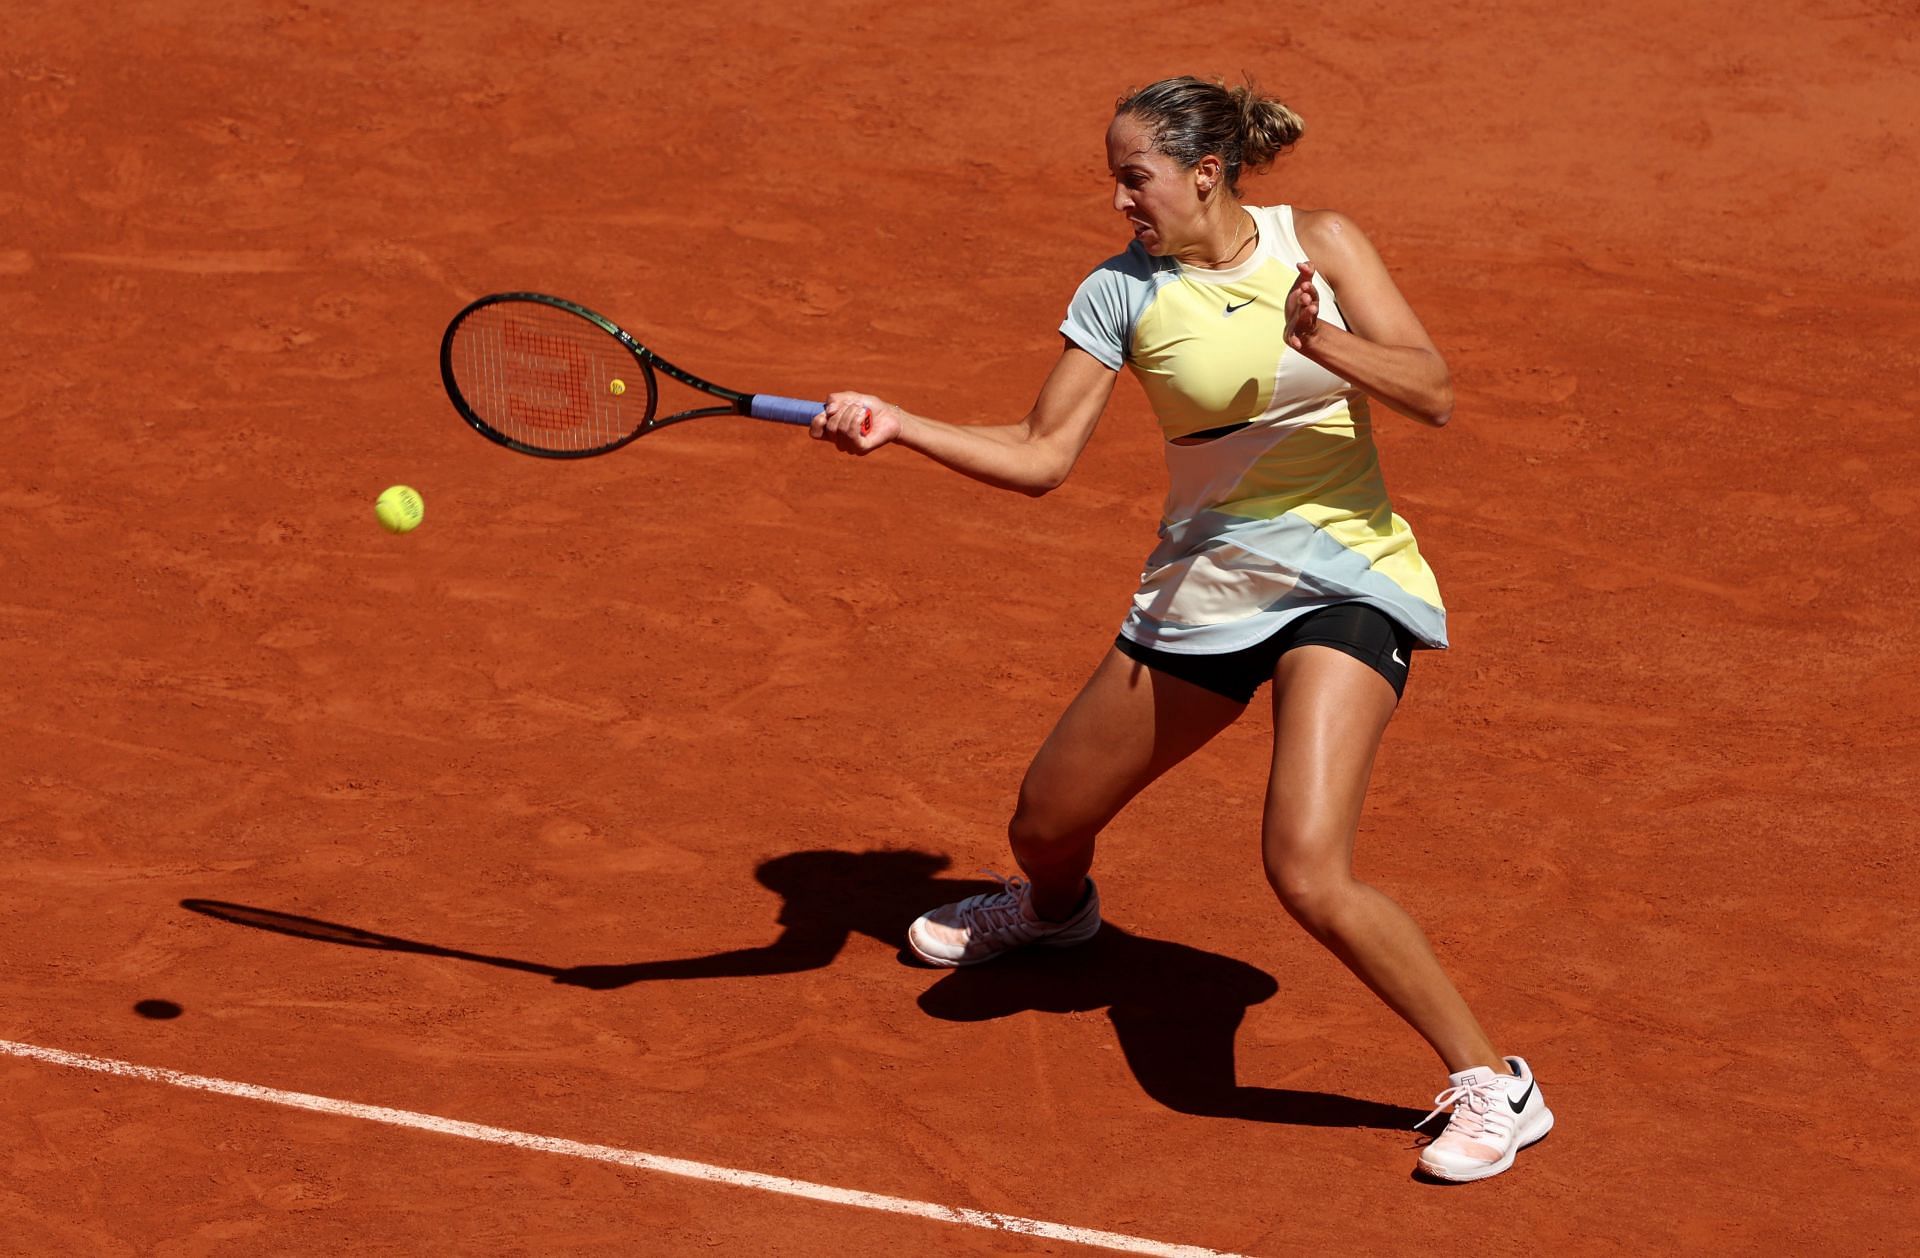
[812,391,902,454]
[1284,260,1321,351]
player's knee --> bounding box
[1007,804,1086,865]
[1263,849,1353,934]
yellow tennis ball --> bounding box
[374,484,424,534]
[609,378,626,396]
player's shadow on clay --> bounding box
[181,847,1424,1131]
[914,931,1427,1130]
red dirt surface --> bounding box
[4,1,1916,1253]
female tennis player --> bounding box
[810,76,1551,1182]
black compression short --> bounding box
[1113,603,1415,704]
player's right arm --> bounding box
[811,343,1117,497]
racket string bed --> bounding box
[454,303,639,451]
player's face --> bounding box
[1107,113,1202,255]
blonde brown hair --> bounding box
[1116,76,1305,194]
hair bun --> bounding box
[1228,80,1305,170]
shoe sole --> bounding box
[1417,1106,1555,1183]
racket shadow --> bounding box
[179,898,557,975]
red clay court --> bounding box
[3,1,1916,1253]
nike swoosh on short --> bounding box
[1223,298,1256,315]
[1507,1080,1535,1113]
[1391,649,1405,666]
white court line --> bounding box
[2,1038,1247,1258]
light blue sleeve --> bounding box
[1058,250,1160,371]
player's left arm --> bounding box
[1286,209,1454,427]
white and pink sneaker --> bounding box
[1415,1056,1553,1182]
[907,874,1100,968]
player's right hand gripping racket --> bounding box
[440,292,861,459]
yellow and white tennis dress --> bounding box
[1060,204,1447,655]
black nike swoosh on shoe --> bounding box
[1223,298,1256,314]
[1507,1080,1536,1113]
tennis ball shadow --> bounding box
[133,999,183,1020]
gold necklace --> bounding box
[1209,215,1253,268]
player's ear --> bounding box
[1194,154,1223,198]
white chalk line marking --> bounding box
[2,1038,1247,1258]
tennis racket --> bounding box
[439,292,860,459]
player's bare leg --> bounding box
[906,647,1241,966]
[1259,645,1506,1077]
[1011,646,1245,920]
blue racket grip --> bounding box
[748,394,823,426]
